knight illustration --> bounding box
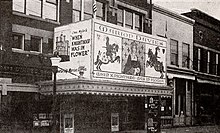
[95,36,120,70]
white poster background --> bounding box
[93,32,122,73]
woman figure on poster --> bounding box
[123,41,141,76]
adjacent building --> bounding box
[183,9,220,125]
[152,4,194,127]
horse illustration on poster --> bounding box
[146,46,165,78]
[95,36,120,70]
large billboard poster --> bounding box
[93,22,167,85]
[54,20,92,79]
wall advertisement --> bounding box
[54,19,167,84]
[54,20,92,79]
[93,22,167,85]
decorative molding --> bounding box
[39,79,173,96]
[153,4,194,26]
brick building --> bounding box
[183,9,220,125]
[0,0,173,133]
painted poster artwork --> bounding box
[55,32,70,56]
[122,39,145,76]
[145,45,166,78]
[94,32,122,73]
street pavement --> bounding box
[119,125,220,133]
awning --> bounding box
[167,73,195,80]
[197,78,220,86]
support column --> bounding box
[185,80,192,125]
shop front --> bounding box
[194,78,220,125]
[40,79,173,133]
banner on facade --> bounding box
[93,21,167,85]
[54,19,167,85]
[54,19,92,79]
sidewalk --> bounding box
[119,125,220,133]
[161,125,220,133]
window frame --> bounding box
[170,39,179,66]
[30,35,42,52]
[117,6,144,32]
[12,33,25,50]
[182,43,190,68]
[72,0,107,22]
[13,0,59,22]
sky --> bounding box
[153,0,220,20]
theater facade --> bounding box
[39,19,173,133]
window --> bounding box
[216,54,218,75]
[42,38,53,54]
[117,7,143,32]
[207,51,210,73]
[200,49,208,73]
[72,0,106,22]
[30,36,42,52]
[182,43,189,68]
[198,48,201,71]
[12,33,24,49]
[209,51,217,75]
[13,0,25,13]
[26,0,42,17]
[96,2,105,20]
[117,8,123,26]
[135,14,142,31]
[170,39,178,66]
[13,0,58,21]
[43,0,58,20]
[125,10,132,29]
[84,0,93,20]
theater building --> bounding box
[39,18,172,133]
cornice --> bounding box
[153,4,194,26]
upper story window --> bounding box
[198,48,201,71]
[182,43,190,68]
[13,0,58,21]
[117,7,143,32]
[26,0,42,17]
[209,51,217,75]
[170,39,178,66]
[12,33,24,49]
[12,32,53,54]
[72,0,106,22]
